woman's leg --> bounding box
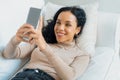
[11,69,55,80]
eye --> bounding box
[66,23,72,27]
[56,21,61,25]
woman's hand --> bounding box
[15,24,34,43]
[15,16,46,50]
[27,16,47,51]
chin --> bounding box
[57,40,63,43]
[57,39,64,43]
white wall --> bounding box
[44,0,97,6]
[0,0,44,46]
[45,0,120,13]
[99,0,120,13]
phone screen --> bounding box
[26,7,41,29]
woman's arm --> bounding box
[41,45,90,80]
[3,25,37,59]
[70,55,90,79]
[3,36,35,59]
[3,36,20,58]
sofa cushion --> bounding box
[77,47,115,80]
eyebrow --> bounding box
[57,19,72,23]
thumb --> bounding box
[37,16,43,31]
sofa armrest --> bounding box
[0,47,29,80]
[77,47,115,80]
[115,16,120,54]
[104,17,120,79]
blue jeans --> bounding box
[11,68,55,80]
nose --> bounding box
[57,25,64,31]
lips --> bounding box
[56,32,65,37]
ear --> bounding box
[76,27,81,35]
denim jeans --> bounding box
[11,68,55,80]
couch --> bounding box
[78,12,120,80]
[0,0,120,80]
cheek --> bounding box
[54,26,59,36]
[54,26,57,32]
[67,27,76,33]
[67,27,77,37]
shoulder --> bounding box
[75,44,90,57]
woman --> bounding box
[3,6,89,80]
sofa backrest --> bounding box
[96,11,120,49]
[44,0,97,6]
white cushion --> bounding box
[77,47,115,80]
[0,52,29,80]
[41,2,98,56]
[77,2,98,56]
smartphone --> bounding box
[26,7,41,29]
[23,7,41,41]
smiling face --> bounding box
[54,11,80,43]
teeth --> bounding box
[57,33,64,36]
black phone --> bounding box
[26,7,41,29]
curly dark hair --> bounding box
[42,6,86,43]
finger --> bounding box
[29,33,37,39]
[19,25,35,37]
[16,30,24,38]
[20,24,34,31]
[24,29,36,37]
[29,39,35,44]
[16,33,29,43]
[23,28,35,35]
[17,28,28,34]
[17,24,34,35]
[37,16,43,30]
